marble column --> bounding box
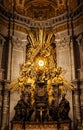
[1,81,10,130]
[80,80,83,124]
[0,81,3,130]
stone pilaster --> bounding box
[0,35,5,80]
[11,36,27,80]
[0,35,5,69]
[72,80,81,129]
[76,33,83,126]
[55,34,75,80]
[76,32,83,80]
[7,39,13,81]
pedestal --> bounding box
[11,122,58,130]
[59,120,72,130]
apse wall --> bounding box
[0,5,83,128]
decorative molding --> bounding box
[0,34,5,48]
[0,15,83,35]
[55,35,70,48]
[12,36,27,49]
[0,3,83,29]
[76,32,83,46]
[2,0,67,21]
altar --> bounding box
[11,81,71,130]
[10,29,72,130]
[11,121,71,130]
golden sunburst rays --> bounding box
[26,28,55,66]
[27,31,35,48]
[27,28,54,49]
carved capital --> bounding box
[12,36,27,49]
[55,35,70,48]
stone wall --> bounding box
[10,31,27,122]
[55,21,83,129]
[55,31,74,125]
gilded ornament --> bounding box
[9,28,73,105]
